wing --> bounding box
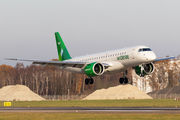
[5,58,87,68]
[154,56,175,62]
[5,58,110,68]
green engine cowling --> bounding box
[135,63,154,77]
[84,62,104,77]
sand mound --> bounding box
[0,85,45,101]
[84,84,152,100]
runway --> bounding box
[0,107,180,113]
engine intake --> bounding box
[135,63,154,77]
[143,63,154,75]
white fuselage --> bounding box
[62,45,156,75]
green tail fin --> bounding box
[55,32,72,61]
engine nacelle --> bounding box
[84,62,105,77]
[135,63,154,77]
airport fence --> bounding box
[148,94,180,99]
[41,95,88,101]
[41,94,180,100]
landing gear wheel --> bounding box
[85,78,94,85]
[119,70,129,84]
[119,78,124,84]
[124,77,128,84]
[85,78,89,85]
[119,77,129,84]
[89,78,94,84]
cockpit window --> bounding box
[143,48,152,51]
[138,49,142,52]
[138,48,152,52]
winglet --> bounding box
[55,32,72,61]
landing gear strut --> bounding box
[119,70,129,84]
[85,78,94,85]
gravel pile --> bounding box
[0,85,45,101]
[84,84,152,100]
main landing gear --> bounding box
[119,70,129,84]
[119,77,128,84]
[85,78,94,85]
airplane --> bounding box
[6,32,175,85]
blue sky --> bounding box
[0,0,180,66]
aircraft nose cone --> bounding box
[148,52,156,61]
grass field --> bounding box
[0,99,180,107]
[0,113,180,120]
[1,99,180,120]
